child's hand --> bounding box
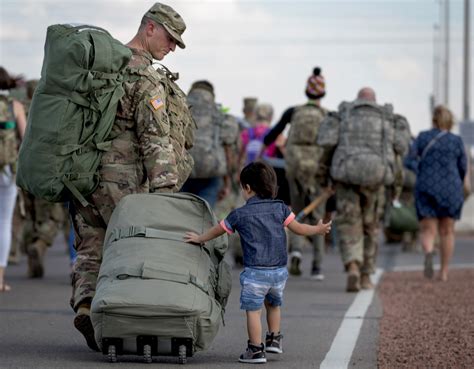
[184,232,203,245]
[316,219,332,235]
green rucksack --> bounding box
[16,24,132,206]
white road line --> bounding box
[319,268,384,369]
[393,263,474,272]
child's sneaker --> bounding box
[265,332,283,354]
[238,341,267,363]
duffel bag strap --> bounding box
[109,226,185,244]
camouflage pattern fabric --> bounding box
[0,96,18,169]
[335,183,385,274]
[187,88,237,178]
[285,103,328,268]
[15,190,69,251]
[70,48,195,311]
[287,173,325,268]
[317,100,410,187]
[318,100,411,274]
[285,103,327,183]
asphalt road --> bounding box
[1,235,473,369]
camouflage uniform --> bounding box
[70,48,195,311]
[182,83,238,207]
[285,103,328,275]
[318,100,410,278]
[22,192,70,277]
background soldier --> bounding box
[317,87,410,292]
[237,97,257,131]
[10,80,70,278]
[264,67,329,280]
[182,80,238,208]
[70,3,195,351]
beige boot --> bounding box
[27,240,48,278]
[74,304,100,352]
[360,273,374,290]
[346,261,360,292]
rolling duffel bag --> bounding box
[91,193,232,364]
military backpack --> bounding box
[16,24,132,205]
[187,89,227,178]
[0,96,18,170]
[285,103,326,179]
[329,101,396,187]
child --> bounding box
[185,161,331,364]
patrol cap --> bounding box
[243,97,257,113]
[190,80,214,96]
[145,3,186,49]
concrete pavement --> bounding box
[1,234,473,369]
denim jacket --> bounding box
[220,196,295,267]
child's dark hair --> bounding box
[240,161,277,199]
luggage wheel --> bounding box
[143,344,152,363]
[108,345,117,363]
[178,345,186,365]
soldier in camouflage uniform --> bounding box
[182,80,238,207]
[70,3,195,351]
[263,67,329,280]
[317,87,410,292]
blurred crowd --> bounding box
[1,63,470,294]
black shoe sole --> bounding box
[74,314,100,352]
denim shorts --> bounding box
[239,267,288,311]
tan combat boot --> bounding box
[74,304,100,352]
[346,261,360,292]
[360,273,374,290]
[27,240,48,278]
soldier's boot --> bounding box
[27,240,48,278]
[346,261,360,293]
[8,243,21,265]
[74,304,100,352]
[360,273,374,290]
[288,252,302,276]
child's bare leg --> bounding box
[264,300,281,333]
[246,309,262,345]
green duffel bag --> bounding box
[386,201,419,234]
[16,24,131,206]
[91,193,232,363]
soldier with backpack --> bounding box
[181,80,238,208]
[17,3,195,350]
[263,67,329,280]
[317,87,411,292]
[71,3,194,351]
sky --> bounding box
[0,0,472,135]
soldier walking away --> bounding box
[264,67,330,280]
[237,97,257,131]
[181,80,238,207]
[317,87,410,292]
[69,3,195,351]
[0,67,27,292]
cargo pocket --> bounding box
[141,261,190,284]
[215,260,232,309]
[195,297,222,352]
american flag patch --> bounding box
[150,96,164,110]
